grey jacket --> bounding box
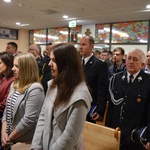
[2,82,45,142]
[31,80,92,150]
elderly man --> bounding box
[28,44,43,75]
[106,48,150,150]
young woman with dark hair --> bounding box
[0,52,14,149]
[31,43,92,150]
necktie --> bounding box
[129,74,134,85]
[82,59,85,65]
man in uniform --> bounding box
[6,42,18,57]
[106,48,150,150]
[80,36,108,123]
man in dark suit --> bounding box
[41,43,52,94]
[79,36,108,123]
[106,48,150,150]
[6,42,18,57]
[108,47,126,79]
[28,44,52,94]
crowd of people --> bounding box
[0,36,150,150]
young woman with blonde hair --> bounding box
[1,53,45,149]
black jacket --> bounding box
[106,70,150,147]
[83,55,108,116]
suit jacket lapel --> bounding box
[119,71,128,93]
[84,55,94,71]
[125,70,144,94]
[7,87,25,119]
[13,91,27,118]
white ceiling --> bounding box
[0,0,150,30]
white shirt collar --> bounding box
[82,54,93,65]
[127,70,140,82]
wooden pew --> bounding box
[83,121,121,150]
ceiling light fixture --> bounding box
[16,22,29,26]
[4,0,11,2]
[19,3,23,7]
[20,24,30,26]
[16,22,21,25]
[146,4,150,8]
[63,15,68,19]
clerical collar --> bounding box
[82,54,93,65]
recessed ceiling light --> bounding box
[4,0,11,2]
[146,4,150,8]
[19,3,23,7]
[16,22,30,26]
[16,22,21,25]
[63,15,68,19]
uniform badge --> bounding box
[122,75,125,81]
[137,76,142,82]
[90,61,92,64]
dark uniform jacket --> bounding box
[108,61,126,79]
[106,70,150,148]
[41,55,52,94]
[83,55,108,117]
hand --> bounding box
[1,132,10,148]
[91,112,101,121]
[6,137,11,143]
[145,142,150,150]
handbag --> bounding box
[131,126,147,146]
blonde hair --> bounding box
[13,53,40,93]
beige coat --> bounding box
[31,81,92,150]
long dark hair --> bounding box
[0,52,13,80]
[50,43,85,108]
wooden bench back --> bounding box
[82,121,121,150]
